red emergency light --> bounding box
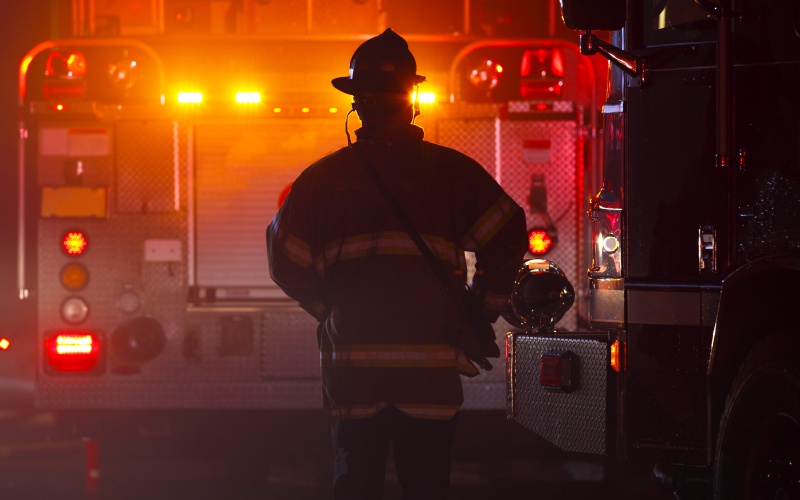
[62,230,88,256]
[44,332,102,373]
[528,228,554,255]
[43,50,88,100]
[519,49,564,99]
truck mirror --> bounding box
[560,0,626,31]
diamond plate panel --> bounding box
[250,0,308,34]
[507,333,608,454]
[116,120,181,213]
[261,308,320,380]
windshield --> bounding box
[643,0,716,46]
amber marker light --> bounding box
[0,338,10,350]
[62,231,88,256]
[610,340,625,372]
[61,262,89,290]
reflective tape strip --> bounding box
[464,195,519,250]
[327,403,459,420]
[282,232,313,267]
[320,344,458,368]
[322,232,459,266]
[395,404,460,420]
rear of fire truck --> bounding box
[507,0,800,497]
[14,0,605,436]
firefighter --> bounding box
[266,28,526,499]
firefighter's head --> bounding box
[332,29,425,124]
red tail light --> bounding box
[44,332,102,373]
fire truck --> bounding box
[506,0,800,497]
[10,0,605,425]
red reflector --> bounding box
[539,349,577,392]
[62,231,88,256]
[528,229,554,255]
[44,332,101,373]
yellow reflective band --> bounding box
[464,195,519,250]
[323,232,459,266]
[327,403,459,420]
[320,344,458,368]
[395,404,460,420]
[283,232,313,267]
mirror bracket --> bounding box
[580,31,647,84]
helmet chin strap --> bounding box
[345,105,356,146]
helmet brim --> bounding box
[331,74,426,96]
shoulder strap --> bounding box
[350,143,458,295]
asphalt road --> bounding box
[0,394,672,500]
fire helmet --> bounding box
[332,28,426,96]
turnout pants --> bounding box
[331,406,459,500]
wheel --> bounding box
[714,335,800,499]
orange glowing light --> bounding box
[301,107,310,113]
[177,91,202,104]
[273,107,282,113]
[235,91,261,104]
[0,338,10,350]
[62,231,88,255]
[610,340,624,371]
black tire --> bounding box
[714,335,800,499]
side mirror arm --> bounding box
[579,31,647,82]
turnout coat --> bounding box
[267,123,526,420]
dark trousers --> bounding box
[331,406,459,500]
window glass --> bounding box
[643,0,716,45]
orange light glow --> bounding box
[413,91,436,104]
[610,340,624,372]
[273,107,282,113]
[235,91,261,104]
[0,338,10,350]
[177,91,202,104]
[528,229,553,255]
[301,107,310,113]
[62,231,88,255]
[55,104,65,111]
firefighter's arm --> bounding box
[467,194,527,322]
[266,193,328,322]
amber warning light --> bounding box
[0,338,10,350]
